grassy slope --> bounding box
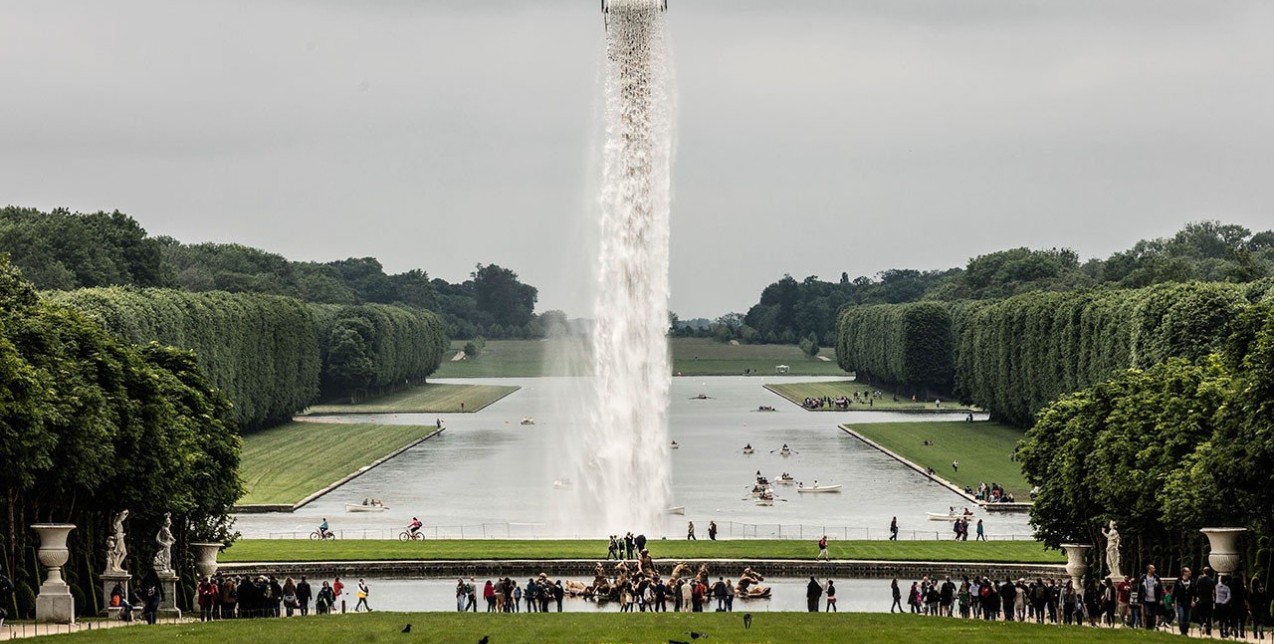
[239,422,442,506]
[47,612,1178,643]
[222,539,1062,564]
[305,383,519,415]
[767,381,975,412]
[845,421,1029,497]
[433,338,848,378]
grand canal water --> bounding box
[233,377,1032,539]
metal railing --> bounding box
[246,520,1034,542]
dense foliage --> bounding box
[312,303,449,402]
[836,281,1272,426]
[1018,299,1274,580]
[744,221,1274,345]
[50,288,322,432]
[0,206,538,339]
[836,302,953,394]
[0,257,240,618]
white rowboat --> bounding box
[927,512,974,521]
[665,506,686,515]
[796,484,841,493]
[346,504,388,513]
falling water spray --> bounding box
[560,0,675,535]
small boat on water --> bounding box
[346,503,388,513]
[742,446,755,455]
[520,417,535,425]
[775,473,796,485]
[553,479,572,490]
[927,512,975,522]
[665,506,686,515]
[670,441,679,450]
[796,484,841,493]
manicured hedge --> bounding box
[837,281,1271,426]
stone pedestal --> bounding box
[158,571,182,618]
[32,524,77,624]
[100,571,131,618]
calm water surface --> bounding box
[235,377,1030,538]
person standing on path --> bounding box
[975,519,986,541]
[296,576,312,616]
[1140,564,1165,630]
[816,535,830,561]
[890,579,903,613]
[806,576,823,612]
[687,521,696,540]
[825,580,837,612]
[1172,568,1193,636]
[466,577,478,612]
[708,521,718,541]
[889,517,898,541]
[354,579,372,612]
[140,569,163,625]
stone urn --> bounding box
[1200,528,1247,575]
[190,542,223,578]
[1060,543,1092,590]
[31,523,77,624]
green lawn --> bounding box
[845,421,1029,498]
[222,539,1062,564]
[432,338,849,378]
[238,422,442,506]
[304,383,519,415]
[671,338,846,376]
[45,612,1178,643]
[767,381,975,412]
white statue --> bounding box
[107,509,129,573]
[1102,520,1122,579]
[153,512,175,573]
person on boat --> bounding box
[318,518,331,539]
[408,517,423,536]
[744,443,752,450]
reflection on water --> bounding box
[235,377,1031,539]
[293,576,893,614]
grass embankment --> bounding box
[845,422,1029,498]
[767,381,976,412]
[305,383,519,415]
[46,612,1178,643]
[238,422,442,506]
[433,338,848,378]
[222,539,1062,564]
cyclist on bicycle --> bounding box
[319,518,330,539]
[408,517,423,536]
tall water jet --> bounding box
[563,0,675,535]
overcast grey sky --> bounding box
[3,1,1272,318]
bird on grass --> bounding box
[743,613,753,629]
[689,632,709,640]
[670,640,690,644]
[401,624,411,633]
[478,637,490,644]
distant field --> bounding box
[766,381,975,412]
[305,383,518,415]
[222,539,1061,564]
[238,422,442,506]
[433,338,847,378]
[844,422,1029,498]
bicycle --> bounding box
[309,530,337,541]
[399,530,425,542]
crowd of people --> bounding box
[125,574,372,622]
[802,390,883,410]
[888,565,1270,637]
[456,576,566,613]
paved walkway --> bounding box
[1,616,192,640]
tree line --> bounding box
[0,206,540,339]
[1018,297,1274,584]
[837,280,1274,426]
[739,221,1274,346]
[0,257,240,619]
[49,288,448,431]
